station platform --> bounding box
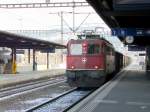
[0,69,65,88]
[68,65,150,112]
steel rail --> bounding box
[0,76,66,100]
[26,88,95,112]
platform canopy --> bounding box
[86,0,150,45]
[0,30,66,51]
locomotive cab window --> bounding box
[87,44,100,54]
[70,44,82,55]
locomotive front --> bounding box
[66,35,106,87]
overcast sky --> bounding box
[0,0,109,30]
[0,0,125,53]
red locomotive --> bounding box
[66,33,117,87]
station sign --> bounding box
[16,50,25,54]
[40,48,55,53]
[128,46,145,51]
[112,28,150,37]
[113,0,150,10]
[139,53,146,56]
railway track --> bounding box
[26,88,95,112]
[0,76,66,100]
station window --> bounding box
[87,44,100,54]
[70,44,82,55]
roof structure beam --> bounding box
[103,11,150,17]
[0,43,54,49]
[0,2,89,8]
[0,31,66,51]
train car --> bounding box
[66,34,116,87]
[146,47,150,70]
[124,55,131,67]
[115,52,123,72]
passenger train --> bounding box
[66,32,130,87]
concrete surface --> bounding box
[0,81,72,112]
[68,65,150,112]
[0,69,65,88]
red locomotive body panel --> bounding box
[67,39,105,70]
[67,55,105,70]
[66,37,116,87]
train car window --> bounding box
[106,47,113,55]
[112,50,115,56]
[106,47,110,55]
[87,44,100,54]
[102,45,105,53]
[70,44,82,55]
[110,48,113,55]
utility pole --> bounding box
[72,0,75,35]
[60,11,63,63]
[60,11,63,45]
[45,0,50,3]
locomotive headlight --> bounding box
[94,65,99,69]
[82,43,86,47]
[82,42,87,47]
[71,66,75,69]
